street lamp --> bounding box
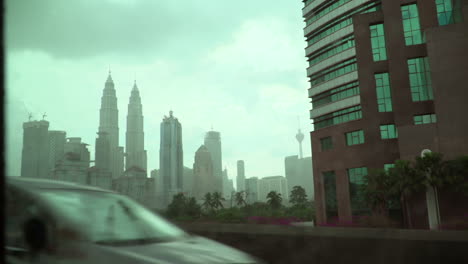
[421,149,441,230]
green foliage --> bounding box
[166,193,201,220]
[289,186,308,208]
[234,191,247,207]
[212,192,226,210]
[266,191,283,210]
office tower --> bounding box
[222,168,233,199]
[257,176,288,203]
[245,177,259,204]
[48,130,66,172]
[302,0,468,226]
[52,137,90,185]
[125,81,147,173]
[95,131,111,171]
[159,110,184,207]
[236,160,246,192]
[192,145,216,200]
[98,71,124,178]
[21,120,50,178]
[204,130,223,193]
[183,166,194,197]
[285,155,314,199]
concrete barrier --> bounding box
[178,223,468,264]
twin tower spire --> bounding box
[97,71,147,178]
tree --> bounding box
[445,155,468,195]
[234,191,247,207]
[289,186,308,208]
[414,152,448,188]
[185,197,202,218]
[166,193,187,218]
[202,192,214,212]
[266,191,282,210]
[212,192,226,210]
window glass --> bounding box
[306,0,353,26]
[401,4,425,45]
[380,124,398,139]
[345,130,365,146]
[407,57,433,101]
[320,136,333,151]
[347,167,369,214]
[309,35,355,66]
[312,81,360,107]
[414,113,437,125]
[310,58,357,86]
[314,105,362,130]
[323,171,338,219]
[369,23,387,61]
[374,72,393,112]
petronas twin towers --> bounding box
[97,71,147,178]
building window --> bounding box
[436,0,455,25]
[347,167,368,214]
[311,81,360,108]
[408,57,433,102]
[306,0,353,26]
[314,105,362,130]
[306,1,381,46]
[384,163,395,171]
[309,35,355,67]
[320,136,333,151]
[401,4,425,45]
[374,72,393,112]
[380,124,398,139]
[323,171,338,218]
[414,113,437,125]
[346,130,365,146]
[369,23,387,61]
[304,0,316,7]
[310,58,357,87]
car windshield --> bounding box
[39,189,187,244]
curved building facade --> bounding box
[302,0,468,227]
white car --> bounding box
[6,177,263,264]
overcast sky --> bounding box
[6,0,312,182]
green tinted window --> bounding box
[307,2,381,46]
[436,0,455,25]
[310,58,357,86]
[323,171,338,216]
[401,4,425,45]
[374,72,393,112]
[314,105,362,130]
[380,124,398,139]
[312,81,360,107]
[414,113,437,125]
[369,24,387,61]
[384,163,395,171]
[408,57,433,102]
[309,35,355,66]
[347,167,368,213]
[346,130,365,146]
[320,136,333,151]
[305,0,316,7]
[306,0,353,26]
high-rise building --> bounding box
[192,145,216,200]
[245,177,259,204]
[21,120,50,179]
[98,71,124,178]
[159,111,184,207]
[302,0,468,227]
[285,155,314,199]
[222,168,234,200]
[52,137,90,185]
[258,176,289,203]
[95,131,111,171]
[125,81,147,173]
[204,130,223,193]
[236,160,246,192]
[48,130,66,172]
[183,166,194,197]
[114,167,156,209]
[296,129,305,159]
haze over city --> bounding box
[6,0,313,181]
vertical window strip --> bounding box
[369,23,387,61]
[401,4,425,45]
[436,0,454,25]
[374,72,393,112]
[380,124,398,139]
[407,57,433,102]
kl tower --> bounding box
[295,117,304,159]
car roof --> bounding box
[7,176,115,193]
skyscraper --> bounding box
[258,176,288,203]
[48,130,66,172]
[204,130,223,193]
[52,137,90,185]
[159,110,184,206]
[302,0,468,227]
[125,81,147,172]
[236,160,245,192]
[192,145,216,200]
[21,120,50,178]
[95,131,110,171]
[98,71,124,178]
[284,155,314,199]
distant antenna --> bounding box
[42,112,47,120]
[28,113,32,121]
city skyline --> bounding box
[6,0,312,182]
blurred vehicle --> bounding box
[6,177,263,264]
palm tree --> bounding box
[202,192,214,212]
[234,191,247,207]
[266,191,282,210]
[212,191,225,210]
